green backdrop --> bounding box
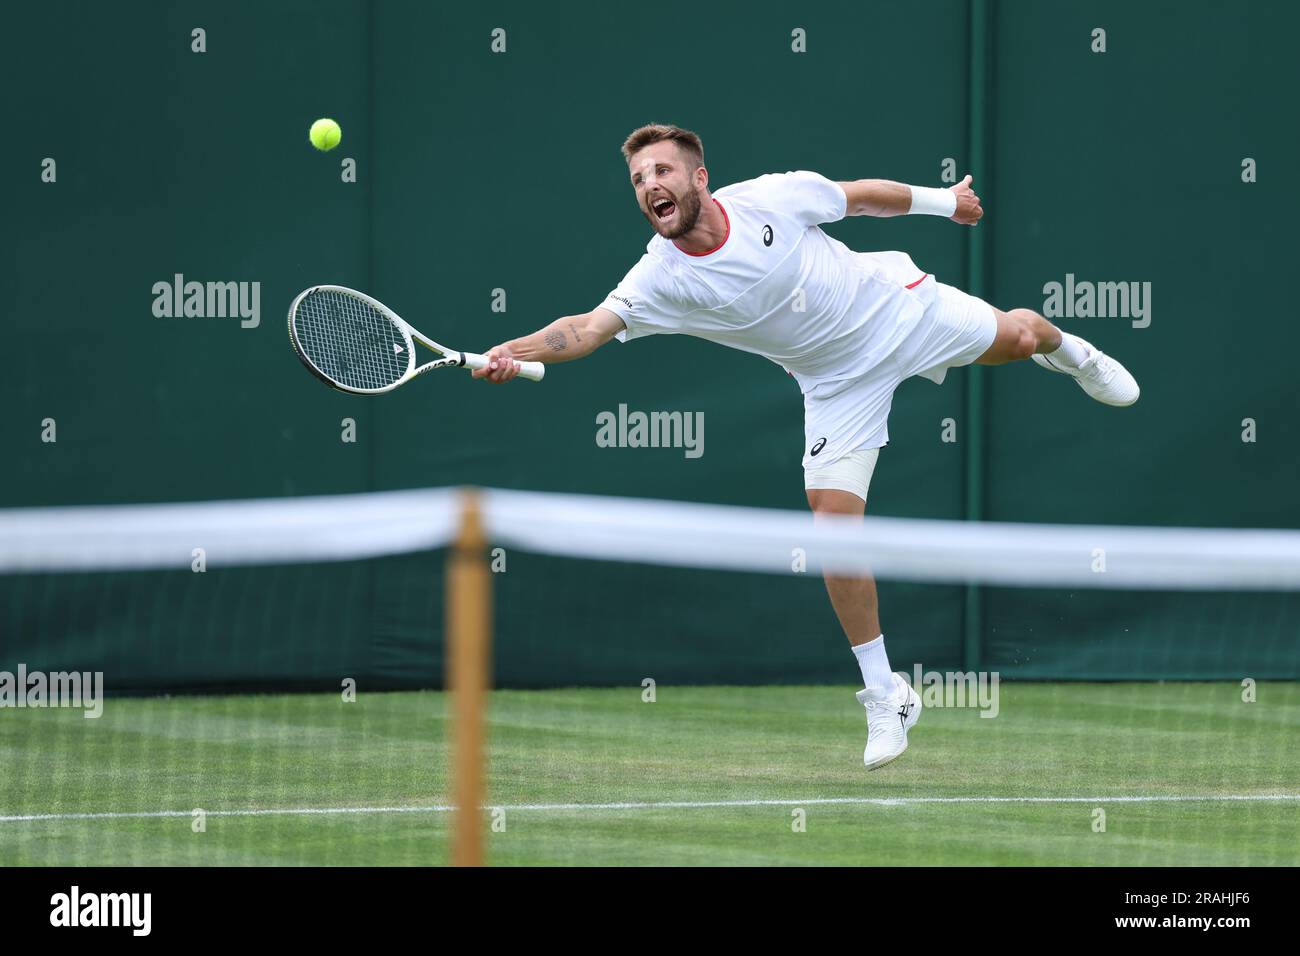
[2,0,1296,690]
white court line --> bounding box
[2,793,1298,823]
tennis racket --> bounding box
[287,285,545,394]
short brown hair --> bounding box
[620,124,704,169]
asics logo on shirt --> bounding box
[810,437,827,456]
[762,224,773,247]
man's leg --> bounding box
[975,306,1140,405]
[805,484,920,769]
[803,446,894,695]
[805,482,897,701]
[975,306,1064,364]
[806,487,879,644]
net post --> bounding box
[447,486,490,867]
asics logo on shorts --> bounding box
[762,224,773,247]
[810,437,827,456]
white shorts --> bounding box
[801,281,997,480]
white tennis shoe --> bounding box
[1032,336,1140,406]
[857,673,921,771]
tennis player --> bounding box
[474,124,1139,770]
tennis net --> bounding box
[1,487,1297,866]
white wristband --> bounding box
[907,185,957,217]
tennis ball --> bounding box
[309,118,342,152]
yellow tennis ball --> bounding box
[309,118,342,152]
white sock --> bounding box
[852,634,895,698]
[1045,332,1089,369]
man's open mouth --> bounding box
[651,197,677,220]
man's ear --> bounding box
[695,165,709,190]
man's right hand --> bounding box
[470,310,624,382]
[472,345,523,383]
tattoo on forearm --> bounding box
[568,322,583,342]
[544,328,567,352]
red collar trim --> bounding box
[673,199,730,257]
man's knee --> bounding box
[807,487,866,516]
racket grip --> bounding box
[461,352,546,382]
[516,361,546,382]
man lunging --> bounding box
[473,124,1138,770]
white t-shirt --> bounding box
[598,170,938,391]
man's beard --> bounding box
[648,187,703,239]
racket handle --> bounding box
[461,352,546,382]
[516,361,546,382]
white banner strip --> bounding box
[483,489,1300,591]
[2,486,1298,590]
[0,488,459,572]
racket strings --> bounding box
[294,290,408,390]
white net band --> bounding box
[2,486,1299,590]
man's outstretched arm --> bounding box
[473,306,626,383]
[836,174,983,225]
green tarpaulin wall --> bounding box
[3,1,1296,689]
